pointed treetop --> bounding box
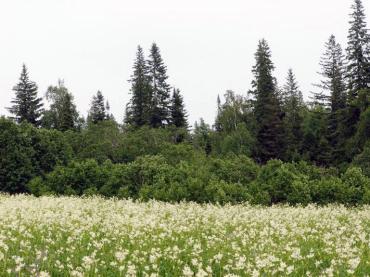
[8,64,43,126]
[170,88,188,128]
[346,0,370,94]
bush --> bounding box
[31,159,110,195]
[159,143,198,165]
[0,118,72,193]
[254,160,311,205]
[309,177,345,205]
[204,179,251,204]
[0,118,34,193]
[341,167,370,205]
[23,153,370,205]
[352,141,370,177]
[68,120,122,163]
[208,155,259,185]
[119,126,177,162]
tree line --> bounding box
[1,0,369,204]
[7,43,188,132]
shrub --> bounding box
[119,127,175,162]
[69,120,122,163]
[159,143,198,165]
[0,118,72,193]
[23,154,370,205]
[208,155,259,185]
[352,141,370,177]
[33,159,110,195]
[204,179,251,204]
[309,177,345,204]
[0,118,34,193]
[341,167,370,205]
[248,181,271,205]
[255,160,311,205]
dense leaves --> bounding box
[7,64,43,126]
[2,0,370,205]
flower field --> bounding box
[0,195,369,276]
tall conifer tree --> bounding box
[345,0,370,137]
[88,91,107,124]
[8,64,43,126]
[147,43,171,127]
[317,35,347,163]
[170,88,188,128]
[251,39,285,163]
[105,101,114,121]
[59,92,75,131]
[346,0,370,96]
[126,46,151,127]
[282,69,304,160]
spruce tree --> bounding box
[8,64,43,126]
[251,39,285,163]
[320,36,347,113]
[282,69,304,160]
[170,88,188,128]
[318,35,347,163]
[346,0,370,96]
[147,43,171,128]
[126,46,151,127]
[105,101,114,121]
[88,91,106,124]
[59,92,75,131]
[345,0,370,137]
[214,94,222,132]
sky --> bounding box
[0,0,369,126]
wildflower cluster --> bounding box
[0,194,369,276]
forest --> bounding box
[1,0,370,205]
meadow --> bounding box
[0,194,369,276]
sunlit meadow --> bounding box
[0,194,369,276]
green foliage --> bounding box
[68,120,122,163]
[2,4,370,206]
[7,64,43,126]
[0,117,34,193]
[282,69,304,161]
[0,118,72,193]
[251,40,285,163]
[215,90,252,134]
[204,179,251,204]
[301,107,331,166]
[2,111,370,206]
[170,88,188,129]
[42,80,81,131]
[159,143,198,165]
[254,160,311,205]
[352,141,370,177]
[310,177,346,205]
[346,0,370,96]
[119,126,177,162]
[192,118,212,155]
[341,167,370,204]
[214,123,255,157]
[30,159,110,195]
[355,107,370,151]
[26,126,73,175]
[125,45,151,127]
[88,91,110,124]
[208,155,259,185]
[147,43,171,127]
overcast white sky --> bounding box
[0,0,369,126]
